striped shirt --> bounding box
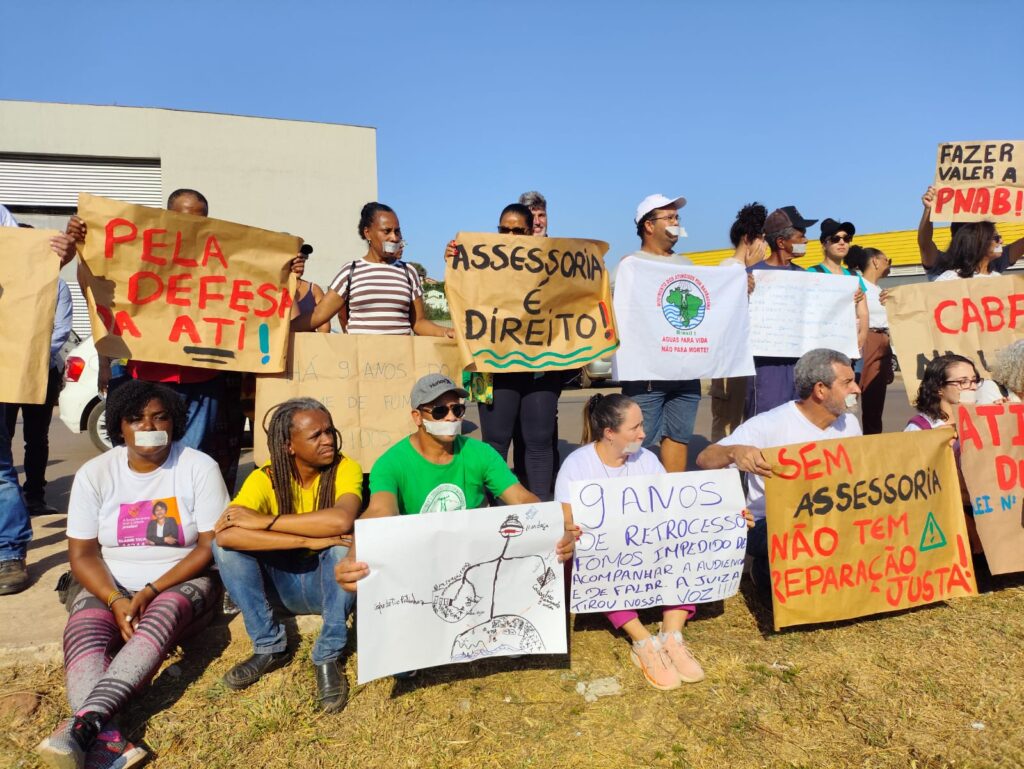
[329,258,423,335]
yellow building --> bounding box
[684,222,1024,284]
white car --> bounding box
[59,336,111,452]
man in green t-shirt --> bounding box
[336,374,576,592]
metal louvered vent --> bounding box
[0,153,162,208]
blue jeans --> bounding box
[0,404,31,562]
[212,543,354,664]
[171,378,224,452]
[621,380,701,447]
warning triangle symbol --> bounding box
[919,511,947,552]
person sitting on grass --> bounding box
[213,398,362,713]
[37,380,229,769]
[335,374,576,599]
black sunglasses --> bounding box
[828,234,852,244]
[498,226,531,235]
[420,403,466,420]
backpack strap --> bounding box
[339,260,358,331]
[810,264,827,273]
[908,414,933,430]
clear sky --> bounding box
[2,0,1021,278]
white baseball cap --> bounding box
[635,193,687,224]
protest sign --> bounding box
[957,403,1024,575]
[445,232,617,372]
[255,333,462,470]
[567,470,748,613]
[77,193,297,373]
[886,275,1024,404]
[764,430,975,630]
[0,227,59,404]
[355,502,566,683]
[747,271,859,358]
[931,140,1024,223]
[611,260,754,380]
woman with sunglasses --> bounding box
[810,219,868,355]
[843,245,893,434]
[933,222,1005,281]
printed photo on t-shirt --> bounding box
[116,497,184,547]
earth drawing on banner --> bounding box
[658,275,708,332]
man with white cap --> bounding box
[614,194,699,472]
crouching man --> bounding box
[214,398,362,712]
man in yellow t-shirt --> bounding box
[212,398,361,713]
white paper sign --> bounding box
[356,503,567,683]
[747,271,859,358]
[612,260,754,380]
[568,470,748,613]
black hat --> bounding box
[819,218,856,241]
[778,205,817,230]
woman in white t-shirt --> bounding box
[38,381,229,769]
[554,393,704,692]
[292,202,453,338]
[933,222,1004,281]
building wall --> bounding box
[0,100,377,289]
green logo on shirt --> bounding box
[421,483,467,513]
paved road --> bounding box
[1,380,915,661]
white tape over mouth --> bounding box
[134,430,169,448]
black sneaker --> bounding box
[314,660,349,713]
[26,497,60,516]
[223,651,291,690]
[0,558,29,595]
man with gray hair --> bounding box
[518,191,547,236]
[697,348,861,592]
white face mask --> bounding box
[382,241,401,255]
[790,242,808,256]
[134,430,169,448]
[423,419,462,437]
[664,225,687,239]
[622,440,642,456]
[844,393,858,410]
[992,245,1004,257]
[958,389,977,405]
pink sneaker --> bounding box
[629,637,681,690]
[659,631,705,683]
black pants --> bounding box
[4,365,62,500]
[478,371,562,501]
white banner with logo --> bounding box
[611,259,754,380]
[747,270,859,358]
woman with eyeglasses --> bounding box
[473,204,564,500]
[905,354,989,574]
[844,245,893,434]
[292,202,453,338]
[933,222,1005,281]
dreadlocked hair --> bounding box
[263,397,341,516]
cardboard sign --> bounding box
[568,470,748,613]
[931,141,1024,223]
[355,502,567,683]
[254,333,462,471]
[958,403,1024,575]
[445,233,618,372]
[886,275,1024,404]
[747,270,859,358]
[77,193,297,373]
[0,228,59,404]
[764,430,976,630]
[611,260,754,380]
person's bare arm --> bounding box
[1005,236,1024,267]
[292,289,345,332]
[310,283,331,332]
[696,443,773,477]
[333,491,399,591]
[856,292,869,352]
[918,186,940,270]
[410,296,455,338]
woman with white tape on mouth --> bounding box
[291,202,453,338]
[38,380,228,769]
